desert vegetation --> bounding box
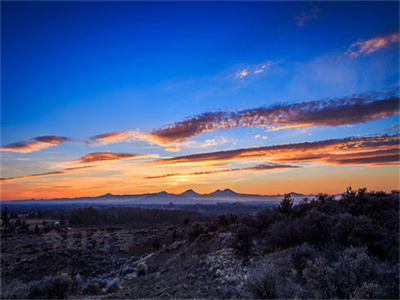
[1,188,398,299]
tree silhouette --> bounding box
[278,193,294,213]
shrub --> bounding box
[267,221,300,250]
[351,282,378,299]
[188,224,203,241]
[290,243,317,276]
[83,280,104,295]
[1,280,30,299]
[332,247,375,298]
[29,275,72,299]
[152,238,160,249]
[248,270,277,299]
[302,256,336,298]
[232,224,253,256]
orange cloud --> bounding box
[87,91,398,147]
[144,163,299,179]
[148,92,398,145]
[0,136,70,153]
[346,33,399,57]
[236,69,249,79]
[235,62,272,79]
[149,134,399,167]
[89,129,172,146]
[165,147,181,152]
[0,165,97,183]
[77,152,153,163]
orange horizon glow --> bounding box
[1,163,398,201]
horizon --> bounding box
[1,2,399,200]
[2,187,313,202]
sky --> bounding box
[1,1,399,200]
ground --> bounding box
[1,222,254,299]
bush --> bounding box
[351,282,378,299]
[232,224,254,256]
[188,223,204,241]
[1,280,30,299]
[290,243,318,276]
[152,238,161,249]
[302,256,337,298]
[83,280,104,295]
[28,275,72,299]
[248,270,277,299]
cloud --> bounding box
[199,137,231,148]
[149,134,399,167]
[77,152,153,163]
[0,136,70,153]
[276,148,399,166]
[255,135,267,140]
[148,91,399,145]
[235,62,272,79]
[88,91,398,148]
[294,5,321,27]
[88,129,172,147]
[236,69,249,79]
[327,153,399,166]
[1,166,97,183]
[144,163,299,179]
[165,147,181,152]
[89,130,149,144]
[346,33,399,58]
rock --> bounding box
[124,272,138,280]
[121,265,134,275]
[167,240,184,251]
[105,278,120,292]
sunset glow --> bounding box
[1,2,399,200]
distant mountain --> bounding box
[289,192,306,197]
[3,188,311,205]
[180,189,201,197]
[208,188,240,197]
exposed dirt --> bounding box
[1,223,254,299]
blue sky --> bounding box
[1,2,399,199]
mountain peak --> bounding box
[181,189,199,196]
[156,191,169,196]
[99,193,114,198]
[210,188,238,196]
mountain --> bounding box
[3,188,310,205]
[208,188,240,197]
[180,189,201,197]
[289,192,306,197]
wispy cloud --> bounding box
[149,134,399,167]
[144,163,298,179]
[0,136,71,153]
[77,152,154,163]
[15,91,397,154]
[294,5,321,27]
[346,33,399,58]
[89,129,172,147]
[235,62,272,79]
[148,91,399,145]
[255,135,268,140]
[165,147,181,152]
[0,166,97,183]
